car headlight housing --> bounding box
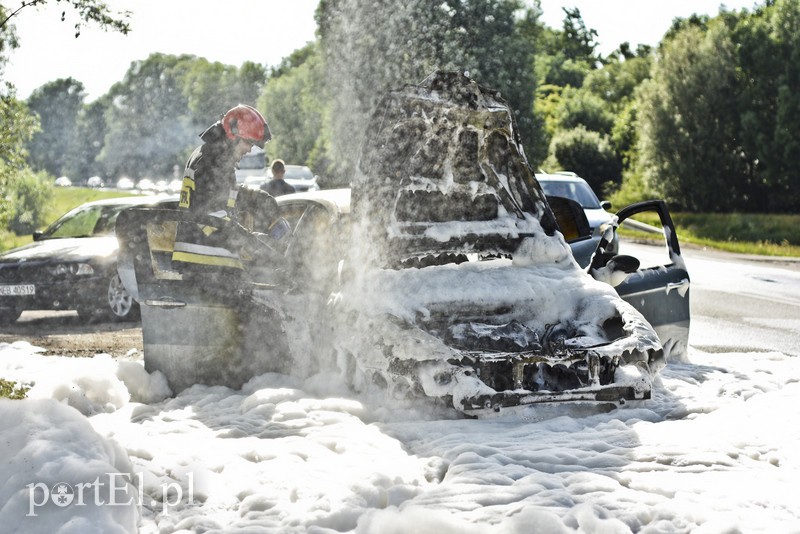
[48,263,95,276]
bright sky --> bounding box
[4,0,761,101]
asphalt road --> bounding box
[625,242,800,357]
[0,310,143,357]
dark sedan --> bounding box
[0,194,177,324]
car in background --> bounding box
[536,172,615,246]
[0,194,178,324]
[87,176,105,188]
[242,175,267,190]
[281,165,320,193]
[167,179,183,194]
[116,177,135,190]
[235,146,267,185]
[55,176,72,187]
[136,178,156,192]
[242,164,321,193]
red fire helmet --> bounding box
[221,105,272,148]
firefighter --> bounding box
[172,105,275,295]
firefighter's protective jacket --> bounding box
[172,123,244,271]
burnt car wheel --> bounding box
[0,306,22,324]
[77,273,140,323]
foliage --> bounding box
[534,6,600,88]
[0,378,28,400]
[0,0,131,36]
[637,23,747,212]
[554,86,615,135]
[99,54,198,180]
[5,167,52,234]
[733,0,800,212]
[547,126,621,192]
[180,59,265,126]
[20,55,268,184]
[258,44,328,181]
[25,77,86,178]
[632,0,800,213]
[73,94,111,180]
[0,89,38,168]
[0,89,40,227]
[8,0,800,222]
[673,212,800,247]
[608,168,657,208]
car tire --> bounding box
[0,306,22,324]
[78,273,140,323]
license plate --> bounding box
[0,284,35,296]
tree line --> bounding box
[1,0,798,236]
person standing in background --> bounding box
[262,159,296,197]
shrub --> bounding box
[0,378,29,400]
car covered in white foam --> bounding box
[312,72,690,417]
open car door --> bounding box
[590,200,691,362]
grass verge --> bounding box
[624,212,800,258]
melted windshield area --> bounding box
[539,180,601,209]
[44,204,129,239]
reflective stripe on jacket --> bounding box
[173,125,243,270]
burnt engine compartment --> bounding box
[426,314,627,394]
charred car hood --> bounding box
[0,237,118,264]
[336,249,664,415]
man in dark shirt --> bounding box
[262,159,296,197]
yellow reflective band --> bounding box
[179,177,196,209]
[172,251,243,269]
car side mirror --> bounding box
[589,253,640,287]
[600,200,612,210]
[606,254,640,273]
[33,231,44,242]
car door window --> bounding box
[47,206,103,238]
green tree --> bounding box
[99,53,196,180]
[547,126,621,193]
[554,86,615,135]
[26,77,86,179]
[734,0,800,212]
[534,7,599,89]
[0,90,39,227]
[73,94,111,180]
[6,167,52,234]
[637,23,747,212]
[258,43,327,177]
[180,59,266,126]
[0,0,131,36]
[0,0,130,228]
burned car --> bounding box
[322,71,689,416]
